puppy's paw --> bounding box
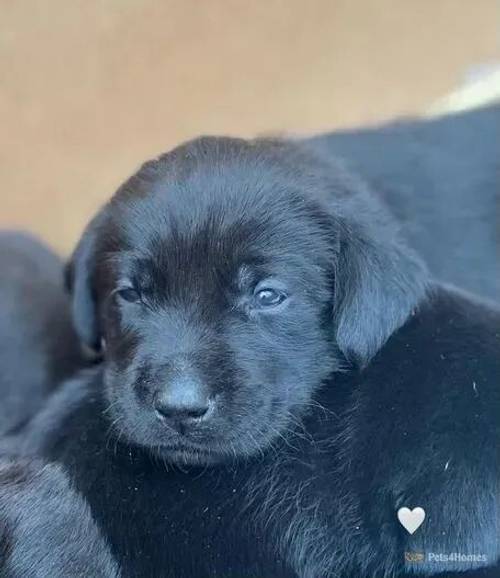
[0,457,120,577]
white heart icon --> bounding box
[397,506,426,534]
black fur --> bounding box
[0,232,84,436]
[306,104,500,302]
[18,287,500,578]
[14,135,498,577]
[0,456,119,577]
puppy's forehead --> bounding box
[120,211,317,289]
[114,156,335,267]
[105,140,341,301]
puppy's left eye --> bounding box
[254,288,287,308]
[116,287,141,304]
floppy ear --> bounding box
[64,212,107,353]
[333,218,428,367]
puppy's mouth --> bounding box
[155,441,224,465]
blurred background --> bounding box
[1,0,499,254]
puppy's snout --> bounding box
[154,373,212,431]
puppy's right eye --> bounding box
[116,287,141,304]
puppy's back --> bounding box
[306,105,500,301]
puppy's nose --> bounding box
[154,375,210,430]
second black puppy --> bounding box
[21,137,499,577]
[307,104,500,302]
[0,232,83,436]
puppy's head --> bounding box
[66,137,427,464]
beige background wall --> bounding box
[1,1,499,253]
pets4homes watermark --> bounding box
[405,551,489,565]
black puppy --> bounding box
[18,137,499,577]
[0,232,84,436]
[0,455,120,577]
[0,234,111,576]
[307,104,500,302]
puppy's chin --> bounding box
[151,430,282,466]
[153,444,229,467]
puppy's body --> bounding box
[5,133,499,577]
[30,135,494,577]
[306,104,500,301]
[21,286,500,578]
[0,232,84,436]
